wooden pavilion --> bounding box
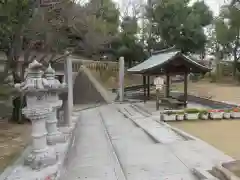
[127,49,212,107]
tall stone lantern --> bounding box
[15,60,57,170]
[44,64,67,145]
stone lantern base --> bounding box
[24,146,57,170]
[47,131,67,145]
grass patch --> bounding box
[0,85,13,101]
[0,121,31,172]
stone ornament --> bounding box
[14,60,57,170]
[45,64,61,89]
[44,64,67,145]
[15,60,50,91]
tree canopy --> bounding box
[146,0,213,53]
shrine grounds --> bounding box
[1,67,240,173]
[91,69,240,159]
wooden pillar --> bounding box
[147,76,150,99]
[184,72,188,107]
[165,74,170,98]
[143,75,146,101]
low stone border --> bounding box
[158,121,198,141]
[192,168,219,180]
[210,165,240,180]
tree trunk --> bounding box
[128,60,132,68]
[10,70,23,123]
[233,29,240,80]
[233,44,238,80]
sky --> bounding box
[114,0,230,16]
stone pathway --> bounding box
[59,103,234,180]
[59,108,125,180]
[99,105,198,180]
[117,104,185,143]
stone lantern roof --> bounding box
[45,64,62,89]
[15,60,49,91]
[45,64,56,76]
[28,60,42,70]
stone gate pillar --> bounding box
[64,51,73,127]
[119,56,125,102]
[15,60,57,170]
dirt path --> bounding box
[172,80,240,104]
[169,120,240,159]
[0,120,31,172]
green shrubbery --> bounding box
[184,108,199,114]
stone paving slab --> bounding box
[118,104,185,143]
[111,128,154,144]
[168,140,234,170]
[159,173,199,180]
[134,117,185,143]
[61,103,234,180]
[99,105,197,180]
[67,166,117,180]
[125,164,191,180]
[115,144,182,166]
[59,108,122,180]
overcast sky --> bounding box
[114,0,230,16]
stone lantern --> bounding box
[44,64,67,145]
[15,60,57,170]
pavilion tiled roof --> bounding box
[128,50,211,74]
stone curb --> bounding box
[79,66,112,104]
[192,168,219,180]
[160,122,198,141]
[130,104,195,141]
[56,119,79,180]
[131,103,236,150]
[211,165,240,180]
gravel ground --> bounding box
[169,120,240,159]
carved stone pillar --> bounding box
[23,107,57,170]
